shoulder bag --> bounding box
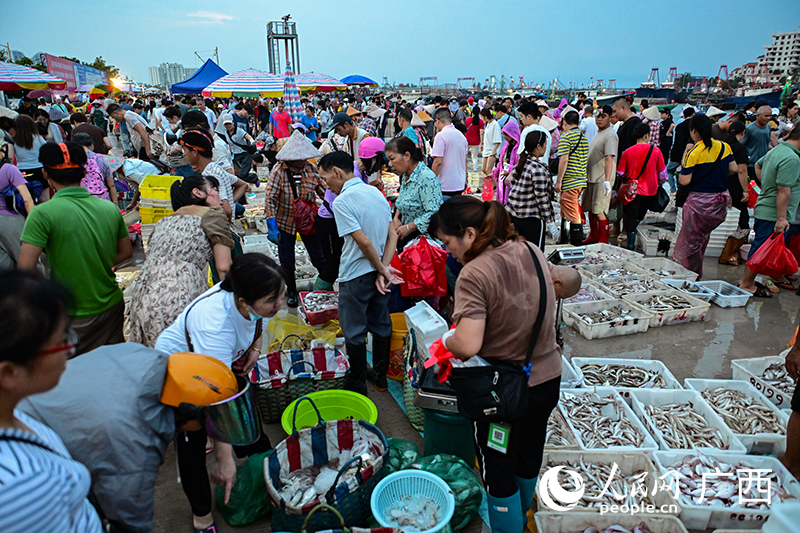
[618,145,653,206]
[226,131,257,154]
[548,131,583,176]
[675,142,725,208]
[447,243,549,422]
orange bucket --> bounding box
[387,313,408,381]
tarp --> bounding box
[0,61,66,91]
[171,58,228,94]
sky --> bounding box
[2,0,800,89]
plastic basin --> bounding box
[280,389,377,434]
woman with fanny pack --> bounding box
[429,196,562,533]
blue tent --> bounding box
[170,59,228,94]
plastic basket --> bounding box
[562,299,652,339]
[139,174,180,200]
[661,278,715,303]
[242,234,272,255]
[535,512,688,533]
[370,470,455,533]
[627,257,699,281]
[571,357,683,403]
[637,224,677,257]
[563,283,613,305]
[622,289,710,327]
[731,352,795,409]
[560,354,583,388]
[300,291,339,326]
[696,280,752,308]
[138,206,172,225]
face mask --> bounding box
[246,305,263,321]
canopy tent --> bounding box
[296,72,346,92]
[171,59,228,95]
[0,61,66,91]
[202,68,283,98]
[340,75,378,87]
[283,65,303,123]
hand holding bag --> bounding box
[287,171,318,235]
[618,145,653,206]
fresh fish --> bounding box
[561,391,647,449]
[637,294,693,311]
[643,402,728,450]
[546,412,576,448]
[600,277,663,296]
[565,287,603,304]
[302,292,338,312]
[700,387,786,435]
[577,306,636,325]
[580,363,667,388]
[762,362,797,395]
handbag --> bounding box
[618,145,653,206]
[287,170,318,235]
[447,243,548,422]
[651,184,670,213]
[547,131,583,176]
[675,143,724,207]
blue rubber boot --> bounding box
[516,475,538,523]
[627,232,637,251]
[487,490,523,533]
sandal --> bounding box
[764,280,780,293]
[752,282,773,298]
[787,275,798,282]
[194,525,217,533]
[774,281,797,291]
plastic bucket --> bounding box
[423,409,475,465]
[204,375,262,445]
[280,389,378,434]
[388,313,408,382]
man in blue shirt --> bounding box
[742,105,778,182]
[317,151,402,394]
[233,103,253,134]
[300,106,320,142]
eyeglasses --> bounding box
[37,328,79,357]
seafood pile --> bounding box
[303,292,338,312]
[383,494,442,532]
[643,402,728,449]
[546,412,576,447]
[561,392,647,448]
[543,456,655,509]
[581,363,667,388]
[700,387,786,435]
[663,454,795,508]
[761,362,797,395]
[581,250,632,264]
[592,267,641,279]
[600,277,663,296]
[674,281,705,293]
[564,287,605,304]
[562,524,654,533]
[647,268,678,277]
[636,294,693,312]
[576,306,637,325]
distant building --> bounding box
[148,63,197,88]
[10,50,25,62]
[734,25,799,85]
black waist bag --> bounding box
[447,242,548,422]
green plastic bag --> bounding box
[385,438,421,474]
[414,454,482,532]
[216,452,272,526]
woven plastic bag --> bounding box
[385,438,421,474]
[265,312,338,352]
[746,233,799,278]
[216,451,272,526]
[413,454,482,531]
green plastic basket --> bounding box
[281,389,378,435]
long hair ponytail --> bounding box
[691,114,714,152]
[514,130,546,178]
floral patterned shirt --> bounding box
[395,162,443,234]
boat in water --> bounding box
[724,88,782,108]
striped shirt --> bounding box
[0,411,102,533]
[557,128,589,191]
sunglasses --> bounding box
[37,328,79,357]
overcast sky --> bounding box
[2,0,800,88]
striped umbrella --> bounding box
[283,64,303,123]
[0,61,66,91]
[296,72,346,93]
[202,69,284,98]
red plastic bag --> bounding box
[618,180,638,205]
[748,181,760,209]
[397,237,447,297]
[481,176,494,201]
[746,233,799,278]
[293,197,318,235]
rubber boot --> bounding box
[581,214,598,245]
[626,232,637,251]
[343,344,368,396]
[487,490,523,533]
[569,224,584,246]
[366,334,391,391]
[598,218,610,244]
[313,276,334,291]
[516,476,538,527]
[284,268,299,307]
[559,219,569,244]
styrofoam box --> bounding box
[560,354,584,389]
[544,409,579,450]
[597,275,670,297]
[242,234,272,255]
[537,450,681,515]
[629,389,747,454]
[637,224,677,257]
[731,353,795,409]
[571,357,683,404]
[535,512,688,533]
[661,278,715,303]
[563,283,613,305]
[652,450,800,531]
[562,299,652,339]
[684,378,788,455]
[578,261,650,281]
[627,257,699,281]
[697,280,753,308]
[622,289,710,328]
[403,300,448,366]
[559,387,659,453]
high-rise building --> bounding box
[148,63,197,88]
[758,25,800,83]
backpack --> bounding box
[0,162,44,215]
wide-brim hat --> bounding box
[365,104,386,119]
[410,112,426,127]
[416,109,432,122]
[642,107,661,121]
[705,106,726,118]
[276,130,323,161]
[539,115,558,131]
[346,105,362,117]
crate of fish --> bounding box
[537,450,682,515]
[637,224,677,257]
[545,409,580,449]
[730,353,795,409]
[299,291,339,326]
[696,280,752,308]
[652,451,800,531]
[629,389,747,454]
[558,388,659,453]
[242,234,272,255]
[535,513,689,533]
[626,257,699,281]
[684,378,788,455]
[562,299,652,340]
[563,283,613,305]
[596,276,669,298]
[661,279,716,303]
[560,354,584,389]
[579,243,642,266]
[622,289,711,328]
[577,262,651,281]
[571,357,683,403]
[296,266,318,291]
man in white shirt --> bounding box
[430,107,468,198]
[195,98,216,132]
[579,105,599,144]
[107,103,152,160]
[481,107,502,177]
[517,102,553,161]
[582,105,618,245]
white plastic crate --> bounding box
[652,450,800,531]
[697,280,753,308]
[731,352,795,409]
[684,378,788,455]
[403,300,448,366]
[596,275,670,297]
[562,299,652,339]
[622,289,710,328]
[559,387,659,453]
[577,261,648,281]
[242,234,272,255]
[579,242,643,265]
[571,357,683,403]
[661,278,715,303]
[535,513,688,533]
[560,354,584,388]
[537,450,681,514]
[544,409,579,450]
[637,224,677,257]
[563,283,613,305]
[629,389,747,454]
[627,257,699,281]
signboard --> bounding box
[74,63,109,87]
[44,53,77,93]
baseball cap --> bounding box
[771,107,780,116]
[468,97,474,104]
[221,115,234,125]
[328,112,352,131]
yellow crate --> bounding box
[139,174,181,200]
[139,206,172,225]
